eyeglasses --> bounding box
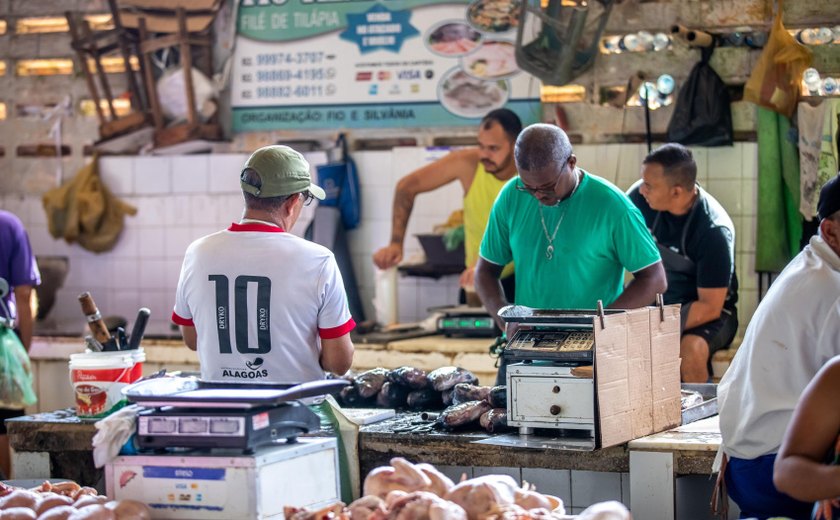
[300,191,315,206]
[516,157,571,196]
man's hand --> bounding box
[373,243,403,269]
[459,266,476,290]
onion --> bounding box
[0,507,37,519]
[34,505,76,520]
[103,500,151,520]
[35,494,74,515]
[0,490,39,511]
[66,505,115,520]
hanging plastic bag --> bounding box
[666,45,733,147]
[743,2,811,118]
[316,134,361,231]
[0,325,37,410]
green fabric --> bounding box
[480,172,661,308]
[756,107,802,272]
[310,401,353,504]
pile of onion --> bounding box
[0,480,151,519]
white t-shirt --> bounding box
[718,235,840,460]
[172,222,355,384]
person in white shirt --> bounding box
[717,174,840,519]
[172,145,355,384]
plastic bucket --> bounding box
[69,349,145,419]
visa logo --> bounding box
[398,70,420,80]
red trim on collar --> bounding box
[228,222,285,233]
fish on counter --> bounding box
[479,408,509,433]
[406,388,442,410]
[437,400,493,429]
[428,366,479,392]
[355,368,390,398]
[388,366,430,390]
[487,385,507,409]
[376,381,410,408]
[452,383,491,405]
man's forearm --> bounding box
[389,190,414,245]
[475,259,507,329]
[610,264,667,309]
[683,300,723,330]
[14,287,35,351]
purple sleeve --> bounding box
[1,213,40,288]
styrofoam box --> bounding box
[105,437,339,519]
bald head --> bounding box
[514,124,573,173]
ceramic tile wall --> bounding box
[0,143,758,339]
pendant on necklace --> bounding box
[546,244,554,260]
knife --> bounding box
[127,308,151,350]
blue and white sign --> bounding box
[231,0,541,130]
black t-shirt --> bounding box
[627,182,738,311]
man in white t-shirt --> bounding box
[172,145,355,384]
[717,174,840,519]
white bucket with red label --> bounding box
[69,349,145,419]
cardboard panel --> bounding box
[649,305,682,431]
[594,312,630,448]
[626,308,653,439]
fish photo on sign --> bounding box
[466,0,520,33]
[426,20,483,57]
[460,39,519,80]
[437,67,509,118]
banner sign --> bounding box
[232,0,541,130]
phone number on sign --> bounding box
[256,68,333,82]
[255,52,326,65]
[256,85,332,98]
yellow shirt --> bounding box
[464,163,514,278]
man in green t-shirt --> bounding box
[476,124,667,335]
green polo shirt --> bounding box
[480,171,660,308]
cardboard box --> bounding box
[593,304,681,448]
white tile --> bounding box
[741,143,758,180]
[208,154,248,194]
[614,144,645,191]
[140,289,175,325]
[164,259,183,292]
[109,259,139,291]
[109,226,139,258]
[354,151,393,187]
[620,472,630,509]
[164,227,197,259]
[29,225,56,256]
[360,185,394,222]
[689,147,709,186]
[628,452,673,519]
[188,195,219,226]
[132,157,172,195]
[414,183,463,219]
[741,178,757,216]
[676,475,717,520]
[570,470,622,509]
[99,157,135,196]
[707,145,743,180]
[110,289,140,321]
[164,194,192,224]
[171,156,210,194]
[397,278,418,323]
[215,194,245,225]
[136,228,165,258]
[705,179,742,217]
[132,197,168,227]
[27,196,47,226]
[739,215,756,253]
[522,468,571,506]
[139,259,168,290]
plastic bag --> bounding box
[743,4,811,118]
[666,45,733,147]
[316,134,361,230]
[156,66,217,122]
[0,325,37,409]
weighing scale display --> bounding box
[210,419,242,435]
[148,418,177,434]
[179,418,208,434]
[439,317,494,329]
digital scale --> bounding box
[124,378,348,453]
[434,305,498,338]
[109,377,348,519]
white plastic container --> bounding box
[69,348,145,418]
[105,438,340,519]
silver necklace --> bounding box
[539,206,565,260]
[537,169,580,261]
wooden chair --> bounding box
[133,5,222,148]
[65,0,150,141]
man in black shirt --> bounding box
[627,143,738,382]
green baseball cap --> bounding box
[240,145,326,200]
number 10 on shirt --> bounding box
[209,274,272,355]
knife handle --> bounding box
[128,308,151,350]
[78,292,112,344]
